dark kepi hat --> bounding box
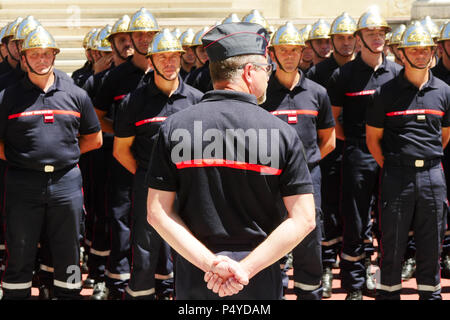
[202,22,269,62]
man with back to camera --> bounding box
[145,22,316,299]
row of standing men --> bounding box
[0,6,449,300]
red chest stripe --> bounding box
[175,159,282,175]
[386,109,444,117]
[271,110,318,116]
[345,90,376,97]
[135,117,168,126]
[113,94,127,101]
[8,110,81,120]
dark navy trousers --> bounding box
[1,166,83,299]
[292,164,323,300]
[320,139,344,268]
[86,133,113,283]
[339,139,378,292]
[125,166,173,299]
[105,156,133,296]
[441,146,450,258]
[0,160,7,278]
[376,159,446,300]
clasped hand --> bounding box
[203,255,250,297]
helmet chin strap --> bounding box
[272,50,288,73]
[358,32,380,55]
[149,55,178,82]
[390,46,403,62]
[24,54,55,76]
[443,44,450,60]
[130,34,148,56]
[6,40,20,63]
[193,47,206,65]
[111,39,128,61]
[309,41,329,59]
[331,37,355,58]
[400,48,431,70]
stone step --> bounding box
[54,59,85,74]
[59,47,85,60]
[0,0,233,9]
[0,7,250,20]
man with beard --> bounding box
[178,28,196,81]
[92,7,159,300]
[72,29,96,88]
[114,29,203,300]
[306,12,357,299]
[306,19,332,67]
[261,22,335,300]
[298,25,314,72]
[388,24,406,66]
[185,27,212,93]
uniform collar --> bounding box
[146,74,187,98]
[125,55,147,75]
[270,69,306,93]
[328,54,340,69]
[397,69,438,91]
[355,52,388,73]
[22,70,63,93]
[201,90,258,105]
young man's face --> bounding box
[181,46,196,64]
[130,31,155,54]
[151,51,181,81]
[111,32,134,58]
[271,45,303,72]
[332,34,356,57]
[309,38,331,58]
[358,28,387,54]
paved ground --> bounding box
[29,259,450,300]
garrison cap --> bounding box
[201,22,269,62]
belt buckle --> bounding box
[44,165,54,172]
[415,160,424,168]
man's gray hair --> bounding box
[209,54,262,83]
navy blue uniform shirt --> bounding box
[93,56,150,120]
[83,65,114,100]
[306,54,340,88]
[180,66,195,82]
[0,66,74,92]
[261,71,335,165]
[327,53,402,140]
[0,71,101,171]
[432,59,450,85]
[367,70,450,159]
[0,58,14,76]
[185,61,212,93]
[115,75,203,169]
[146,90,313,246]
[72,61,93,88]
